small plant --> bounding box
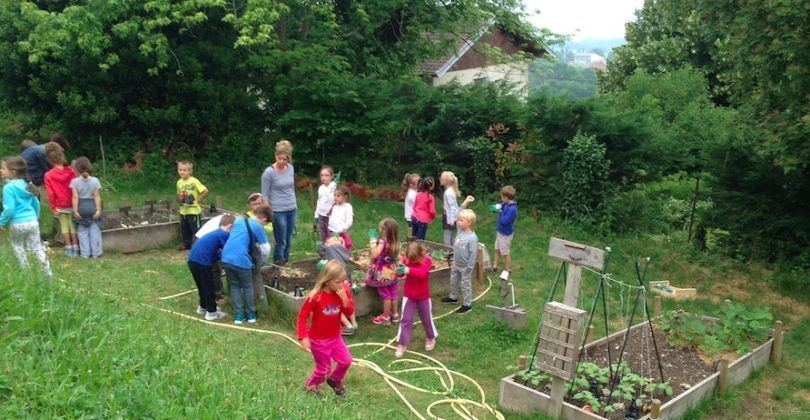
[515,369,551,387]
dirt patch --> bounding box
[103,206,222,230]
[350,240,453,271]
[708,276,810,322]
[262,261,320,293]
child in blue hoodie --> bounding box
[0,156,52,278]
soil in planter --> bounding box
[515,325,715,419]
[102,206,221,230]
[350,241,453,270]
[261,261,320,294]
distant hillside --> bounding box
[565,37,626,53]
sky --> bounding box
[522,0,645,41]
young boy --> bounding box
[221,205,272,324]
[176,160,208,250]
[442,208,478,314]
[488,185,518,274]
[43,142,78,256]
[189,214,236,321]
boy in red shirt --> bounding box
[43,142,78,256]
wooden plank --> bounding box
[499,375,605,420]
[541,320,579,335]
[548,237,605,270]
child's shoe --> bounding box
[234,311,246,325]
[205,309,227,321]
[425,338,436,352]
[196,305,206,315]
[305,385,320,396]
[455,305,472,314]
[325,378,347,397]
[485,266,498,273]
[341,325,357,336]
[391,313,400,323]
[441,296,458,303]
[371,314,391,325]
[64,247,73,257]
[395,344,406,358]
[246,311,257,323]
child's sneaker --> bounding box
[391,313,400,323]
[64,247,73,257]
[441,296,458,303]
[425,338,436,351]
[372,314,391,325]
[234,311,246,325]
[455,305,472,314]
[325,378,347,397]
[341,325,357,336]
[395,344,406,358]
[246,311,257,323]
[205,310,227,321]
[196,305,207,315]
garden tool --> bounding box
[486,272,528,329]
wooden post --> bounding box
[650,399,661,419]
[517,355,527,371]
[771,320,783,363]
[718,359,729,393]
[654,295,662,318]
[215,196,223,211]
[586,324,594,344]
[475,247,484,286]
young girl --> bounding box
[395,242,437,358]
[327,185,353,250]
[297,260,354,396]
[411,177,436,240]
[366,218,401,325]
[314,166,337,242]
[0,156,52,278]
[43,142,78,256]
[402,173,420,237]
[70,157,103,258]
[440,171,460,246]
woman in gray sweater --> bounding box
[261,140,297,263]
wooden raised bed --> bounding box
[499,320,782,419]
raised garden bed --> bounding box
[500,320,780,419]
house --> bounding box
[572,52,606,71]
[417,24,544,97]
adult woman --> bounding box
[261,140,297,263]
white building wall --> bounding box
[432,62,530,97]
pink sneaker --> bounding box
[425,338,436,352]
[372,314,391,325]
[395,344,406,358]
[391,313,400,323]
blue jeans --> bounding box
[224,263,254,314]
[273,209,297,261]
[411,220,428,240]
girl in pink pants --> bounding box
[297,261,355,396]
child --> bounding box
[327,185,353,250]
[0,156,52,278]
[176,160,208,250]
[411,176,436,240]
[189,214,235,321]
[314,166,338,242]
[489,185,518,274]
[316,236,358,336]
[401,173,419,237]
[221,205,272,324]
[394,241,437,358]
[442,207,478,314]
[297,260,354,396]
[70,157,103,258]
[43,142,78,256]
[246,192,273,238]
[440,171,460,246]
[366,218,401,325]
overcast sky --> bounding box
[522,0,645,40]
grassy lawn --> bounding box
[2,173,808,418]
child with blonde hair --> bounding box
[366,218,401,325]
[0,156,52,278]
[297,260,354,396]
[327,185,354,249]
[43,142,78,256]
[176,160,208,250]
[440,171,460,245]
[442,205,478,314]
[401,173,420,237]
[395,242,437,357]
[70,157,103,258]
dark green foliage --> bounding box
[529,59,597,101]
[561,133,610,221]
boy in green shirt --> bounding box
[176,160,208,250]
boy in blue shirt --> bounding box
[488,185,518,274]
[221,205,272,324]
[189,214,235,321]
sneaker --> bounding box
[341,326,357,336]
[234,311,245,325]
[246,311,257,323]
[455,305,472,314]
[326,378,347,397]
[441,296,458,303]
[425,338,436,352]
[391,313,400,323]
[196,305,206,315]
[371,314,391,325]
[205,310,227,321]
[64,247,73,257]
[395,344,406,358]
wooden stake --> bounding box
[654,295,662,318]
[517,355,527,371]
[586,324,594,344]
[475,247,484,286]
[215,196,223,211]
[771,320,783,363]
[650,399,661,419]
[718,359,729,393]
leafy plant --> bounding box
[659,303,773,355]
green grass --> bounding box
[2,174,809,418]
